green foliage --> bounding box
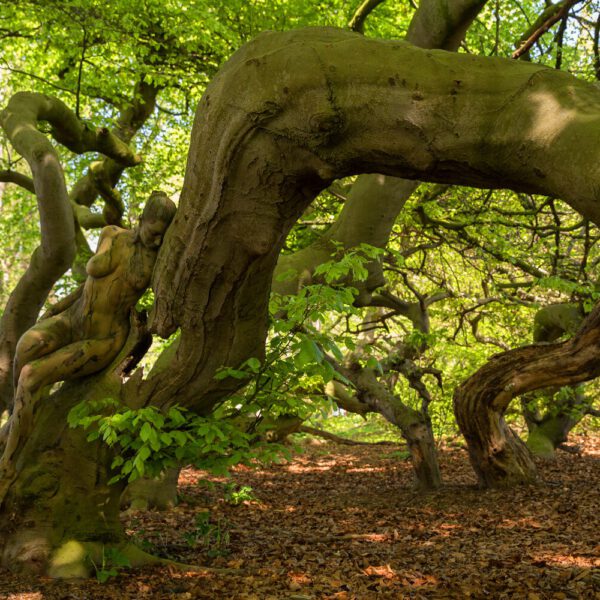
[183,511,230,558]
[67,399,281,484]
[222,483,256,505]
[384,449,412,461]
[90,546,131,583]
[215,246,384,426]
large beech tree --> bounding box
[2,5,600,577]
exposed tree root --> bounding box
[47,540,243,579]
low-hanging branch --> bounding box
[298,425,395,445]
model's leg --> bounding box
[12,316,72,389]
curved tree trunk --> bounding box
[352,368,441,490]
[146,27,600,418]
[454,304,600,487]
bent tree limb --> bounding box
[0,93,140,411]
[147,27,600,415]
[454,303,600,487]
[274,0,487,298]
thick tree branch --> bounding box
[273,0,488,299]
[513,0,582,60]
[143,29,600,414]
[406,0,488,51]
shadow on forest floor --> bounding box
[1,434,599,599]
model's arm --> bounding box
[85,226,121,278]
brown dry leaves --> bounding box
[1,435,599,599]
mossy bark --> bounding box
[0,376,126,574]
[524,387,587,458]
[524,304,590,458]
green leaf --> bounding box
[140,421,153,443]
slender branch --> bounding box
[298,425,394,445]
[470,313,510,350]
[349,0,387,33]
[554,11,568,70]
[0,170,35,194]
[513,0,581,59]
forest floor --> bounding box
[0,434,599,599]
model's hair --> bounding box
[142,191,177,225]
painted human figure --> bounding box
[0,191,176,485]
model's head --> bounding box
[142,191,177,224]
[139,191,177,248]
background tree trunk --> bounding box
[523,303,595,457]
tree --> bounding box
[1,0,600,577]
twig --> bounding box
[348,0,386,33]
